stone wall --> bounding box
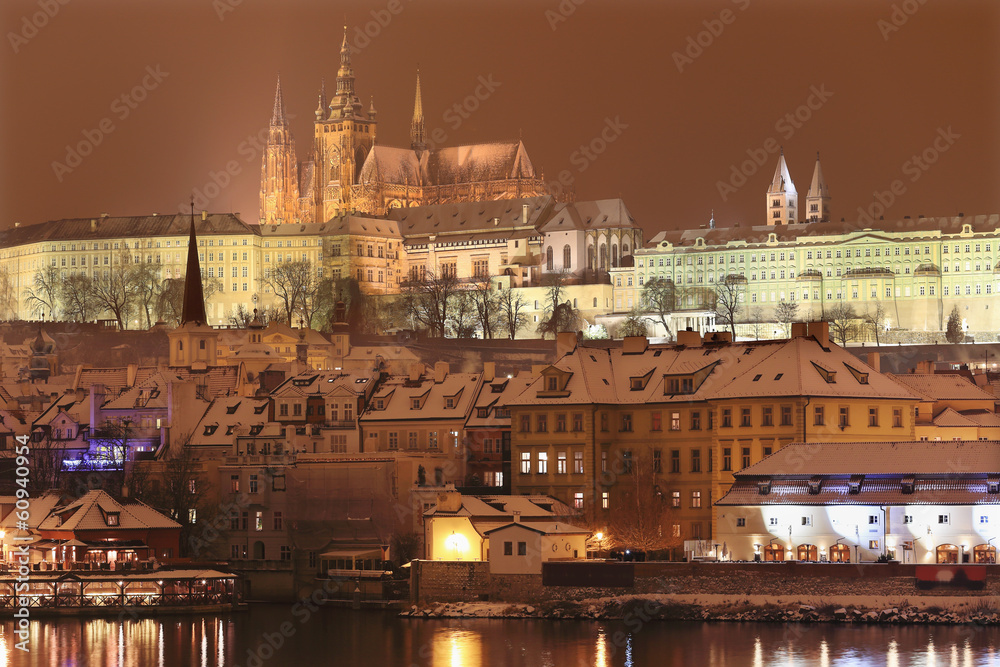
[412,560,1000,604]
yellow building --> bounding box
[505,324,921,546]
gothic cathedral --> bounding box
[260,28,549,225]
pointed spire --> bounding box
[410,69,426,151]
[315,77,327,120]
[368,95,377,120]
[181,200,208,326]
[768,147,795,194]
[271,75,287,126]
[807,151,829,198]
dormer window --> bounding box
[848,475,864,494]
[106,512,120,526]
[477,408,489,418]
[226,402,241,414]
[546,376,558,392]
[253,404,266,414]
[204,425,218,436]
[901,476,915,494]
[757,480,771,495]
[808,476,823,495]
[446,397,456,409]
[375,399,385,410]
[411,398,421,410]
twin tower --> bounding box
[766,150,831,225]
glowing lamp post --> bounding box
[444,532,469,561]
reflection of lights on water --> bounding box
[927,638,936,667]
[159,622,165,667]
[752,636,763,667]
[819,639,829,667]
[118,623,124,667]
[0,631,7,667]
[624,634,633,667]
[595,627,608,667]
[963,638,972,667]
[201,618,208,667]
[950,643,958,667]
[217,618,225,667]
[887,639,898,667]
[431,628,481,667]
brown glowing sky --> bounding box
[1,0,998,236]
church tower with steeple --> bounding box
[312,27,378,221]
[168,208,219,369]
[805,152,831,222]
[260,76,301,225]
[766,149,797,225]
[410,70,426,154]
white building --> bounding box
[716,440,1000,564]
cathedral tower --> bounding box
[312,27,378,221]
[260,76,301,225]
[805,152,831,222]
[169,207,219,368]
[766,148,797,225]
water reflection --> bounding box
[3,610,1000,666]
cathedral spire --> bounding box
[333,26,361,119]
[271,74,287,127]
[410,69,426,152]
[181,201,208,326]
[805,151,831,222]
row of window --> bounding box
[228,473,286,494]
[519,450,586,475]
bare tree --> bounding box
[135,445,210,557]
[616,309,649,338]
[826,302,859,346]
[607,453,682,556]
[60,274,99,322]
[537,271,581,338]
[90,252,136,330]
[131,262,161,329]
[641,277,676,338]
[262,260,315,324]
[448,290,478,338]
[713,274,745,338]
[775,300,799,338]
[469,277,502,339]
[748,306,766,341]
[498,284,529,340]
[23,266,61,319]
[400,271,459,337]
[862,299,886,346]
[0,266,19,320]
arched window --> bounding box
[546,246,554,271]
[763,544,784,562]
[936,544,959,564]
[599,243,607,270]
[587,246,595,271]
[623,242,630,256]
[611,244,619,268]
[829,544,850,563]
[797,544,818,562]
[974,544,997,564]
[563,245,572,270]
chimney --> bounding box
[556,331,579,358]
[408,363,422,382]
[201,211,208,221]
[867,352,881,373]
[436,486,462,513]
[512,510,521,523]
[482,361,495,383]
[100,212,109,218]
[622,336,648,355]
[790,322,807,339]
[90,219,97,231]
[433,361,449,383]
[676,330,702,348]
[522,203,529,225]
[808,321,830,347]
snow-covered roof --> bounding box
[735,440,1000,477]
[887,373,997,402]
[34,490,181,532]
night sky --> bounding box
[1,0,997,236]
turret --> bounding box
[805,152,831,222]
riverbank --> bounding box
[403,593,1000,625]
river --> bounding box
[3,605,1000,666]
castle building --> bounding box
[259,29,550,225]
